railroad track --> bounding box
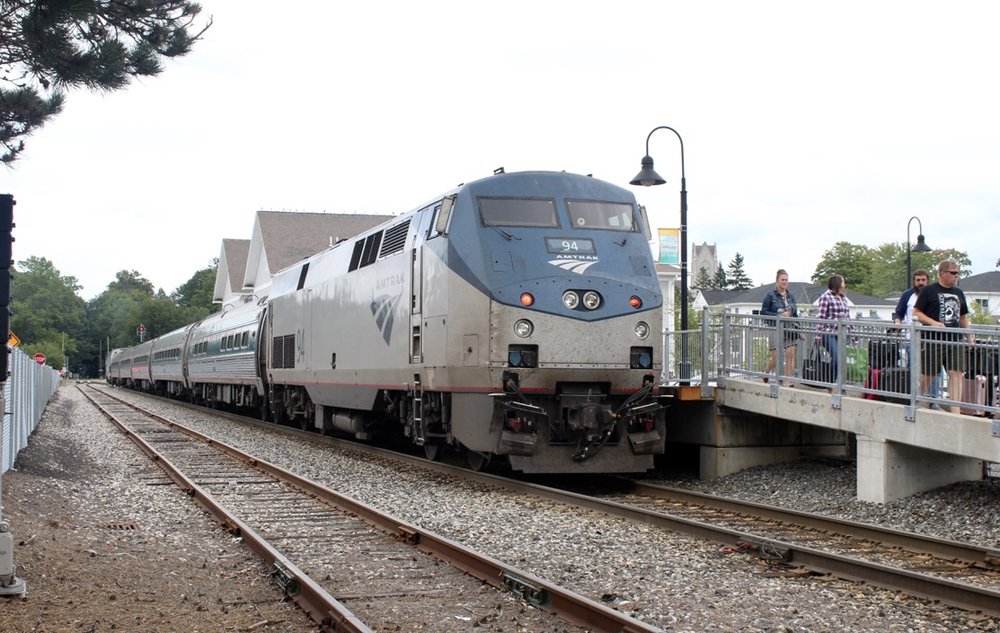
[78,384,662,633]
[94,383,1000,618]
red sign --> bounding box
[33,353,46,365]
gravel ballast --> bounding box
[8,384,1000,632]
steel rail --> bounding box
[95,384,1000,616]
[80,386,374,633]
[619,479,1000,566]
[82,384,663,633]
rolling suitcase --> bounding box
[960,375,988,416]
[863,367,881,400]
[879,367,910,405]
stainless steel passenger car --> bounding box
[186,300,266,410]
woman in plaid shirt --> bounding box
[817,274,851,383]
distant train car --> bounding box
[148,323,196,397]
[112,170,669,474]
[106,348,127,385]
[186,300,267,410]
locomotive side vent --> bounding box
[379,220,410,259]
[272,334,296,369]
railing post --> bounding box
[906,321,918,421]
[721,312,731,383]
[700,307,713,398]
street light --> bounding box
[906,216,931,289]
[630,126,690,382]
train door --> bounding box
[409,204,436,364]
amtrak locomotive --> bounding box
[108,170,668,473]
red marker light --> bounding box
[520,293,535,306]
[629,296,642,309]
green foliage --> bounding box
[11,256,86,369]
[968,300,994,326]
[726,253,754,291]
[811,242,876,295]
[814,241,972,299]
[5,259,226,377]
[1,0,211,163]
[171,259,220,316]
[693,266,712,290]
[712,264,728,291]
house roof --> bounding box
[699,282,895,307]
[212,238,251,303]
[242,211,394,292]
[222,239,250,292]
[256,211,393,274]
[959,270,1000,294]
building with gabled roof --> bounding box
[692,282,897,320]
[213,239,251,307]
[214,211,393,306]
[958,270,1000,323]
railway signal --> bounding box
[0,195,13,380]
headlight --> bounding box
[514,319,534,338]
[562,291,579,309]
[635,322,649,339]
[582,291,601,310]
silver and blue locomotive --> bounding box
[109,170,668,473]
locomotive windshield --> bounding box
[565,200,636,232]
[478,197,559,228]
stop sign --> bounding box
[33,353,46,365]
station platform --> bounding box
[673,377,996,503]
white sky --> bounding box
[5,1,998,300]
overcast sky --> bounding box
[5,1,998,300]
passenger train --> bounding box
[108,170,669,473]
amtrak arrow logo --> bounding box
[370,291,403,344]
[548,259,598,274]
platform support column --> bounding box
[856,435,983,503]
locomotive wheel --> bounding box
[423,443,444,461]
[467,449,490,472]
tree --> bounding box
[693,266,712,290]
[10,256,86,369]
[726,253,754,291]
[1,0,211,163]
[824,241,973,300]
[712,264,728,291]
[811,242,876,296]
[107,270,155,296]
[172,259,219,315]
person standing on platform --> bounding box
[817,274,851,387]
[893,269,929,326]
[913,260,971,413]
[893,269,939,397]
[761,269,799,386]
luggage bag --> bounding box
[960,375,988,416]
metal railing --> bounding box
[664,309,1000,421]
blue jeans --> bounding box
[822,334,839,383]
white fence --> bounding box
[2,347,61,474]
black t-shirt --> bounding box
[914,282,968,339]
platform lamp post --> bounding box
[630,126,690,383]
[906,216,931,289]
